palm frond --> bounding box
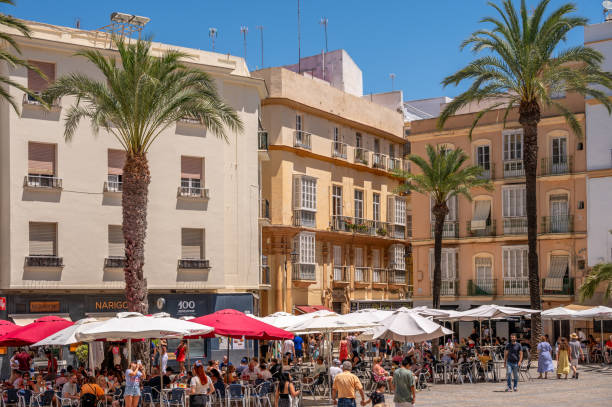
[579,263,612,301]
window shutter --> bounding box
[181,228,203,259]
[108,150,126,175]
[108,225,124,257]
[446,195,457,221]
[293,176,302,210]
[181,156,202,180]
[372,249,380,268]
[387,195,395,223]
[28,142,55,175]
[29,222,56,256]
[333,245,342,265]
[28,61,55,93]
[429,249,434,280]
[354,247,363,267]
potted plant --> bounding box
[377,227,387,236]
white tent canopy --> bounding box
[361,307,453,342]
[445,304,541,321]
[75,312,213,342]
[32,317,103,347]
[253,310,334,329]
[411,306,463,320]
[286,313,378,334]
[573,306,612,320]
[336,309,392,325]
[541,306,580,320]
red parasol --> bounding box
[189,309,293,340]
[0,320,18,337]
[0,316,73,346]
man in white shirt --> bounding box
[62,375,79,400]
[329,359,342,382]
[160,345,169,374]
[282,339,295,359]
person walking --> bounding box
[339,336,349,362]
[332,361,365,407]
[160,345,168,374]
[569,333,584,379]
[275,373,299,407]
[556,337,570,379]
[392,356,416,407]
[124,361,145,407]
[175,340,187,374]
[503,334,523,392]
[537,335,554,379]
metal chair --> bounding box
[519,359,532,382]
[54,391,77,407]
[33,390,55,407]
[164,389,185,407]
[226,384,246,407]
[250,381,272,407]
[16,390,32,407]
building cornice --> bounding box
[587,168,612,178]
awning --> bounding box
[295,305,332,314]
[9,313,72,326]
[544,256,569,291]
[471,200,491,231]
[85,312,119,321]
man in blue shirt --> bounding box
[504,334,523,392]
[293,335,304,363]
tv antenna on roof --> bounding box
[98,12,149,39]
[240,26,249,61]
[209,27,218,51]
[389,73,396,91]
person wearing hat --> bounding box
[330,359,342,382]
[569,333,584,379]
[332,361,365,407]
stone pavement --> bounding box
[302,364,612,407]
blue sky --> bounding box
[2,0,606,100]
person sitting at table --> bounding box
[391,350,404,365]
[269,358,282,380]
[281,353,293,372]
[147,367,171,396]
[258,363,272,381]
[206,360,221,378]
[189,362,212,407]
[62,375,80,402]
[32,374,47,393]
[236,357,249,377]
[224,365,237,385]
[219,355,232,371]
[351,354,364,372]
[81,376,105,399]
[372,357,391,382]
[313,357,326,377]
[209,369,225,398]
[240,359,258,381]
[10,371,23,388]
[20,372,33,390]
[55,369,68,387]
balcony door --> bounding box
[551,137,568,174]
[549,194,569,233]
[333,245,343,281]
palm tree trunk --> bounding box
[520,101,542,360]
[431,203,448,358]
[122,152,150,365]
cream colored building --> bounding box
[254,62,412,315]
[0,20,266,321]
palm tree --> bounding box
[579,263,612,301]
[438,0,612,352]
[44,38,242,316]
[0,0,46,111]
[396,145,492,309]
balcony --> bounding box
[333,266,350,286]
[293,130,311,150]
[372,268,388,285]
[467,220,496,237]
[373,221,390,237]
[260,199,270,220]
[25,255,63,267]
[372,153,387,170]
[388,157,402,172]
[104,257,126,268]
[178,115,204,126]
[24,175,62,190]
[430,221,459,239]
[503,159,524,178]
[178,259,210,269]
[354,147,369,165]
[292,263,316,281]
[177,186,210,200]
[503,278,529,295]
[388,270,407,285]
[331,141,347,159]
[354,267,370,284]
[503,217,527,235]
[468,279,497,296]
[389,224,407,239]
[260,265,271,286]
[541,155,572,176]
[542,277,574,295]
[541,215,573,234]
[438,280,459,296]
[293,210,316,228]
[258,131,268,150]
[104,181,122,193]
[477,163,495,180]
[22,93,61,110]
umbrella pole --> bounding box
[479,320,482,345]
[328,331,332,401]
[128,338,132,365]
[601,320,604,364]
[489,319,492,345]
[88,342,94,373]
[186,340,190,373]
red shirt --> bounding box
[605,340,612,349]
[176,346,186,362]
[16,352,31,372]
[48,357,58,374]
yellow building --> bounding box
[253,64,412,315]
[406,94,588,320]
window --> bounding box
[428,248,457,280]
[27,142,57,187]
[354,247,363,268]
[430,195,457,221]
[476,145,490,170]
[354,190,364,220]
[372,249,380,268]
[544,255,569,291]
[295,114,302,131]
[356,133,362,148]
[108,225,124,258]
[333,127,340,142]
[181,228,204,259]
[475,256,493,281]
[389,245,405,270]
[503,130,523,161]
[181,156,203,192]
[372,193,380,222]
[403,142,411,156]
[332,185,342,217]
[551,137,568,173]
[549,194,569,232]
[502,246,528,279]
[389,196,406,225]
[27,61,55,93]
[333,245,342,266]
[471,200,492,230]
[107,150,125,191]
[407,214,412,237]
[29,222,57,256]
[374,139,380,153]
[293,176,317,227]
[296,232,316,264]
[389,144,395,159]
[502,185,526,217]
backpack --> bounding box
[80,393,97,407]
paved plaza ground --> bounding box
[303,364,612,407]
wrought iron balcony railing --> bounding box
[372,268,387,284]
[26,255,63,267]
[177,186,209,199]
[24,175,62,189]
[354,147,369,165]
[541,155,572,176]
[477,163,495,180]
[293,130,312,150]
[468,279,497,296]
[332,141,347,159]
[503,278,529,295]
[333,266,349,282]
[467,220,496,237]
[292,263,316,281]
[541,215,573,234]
[178,259,210,269]
[293,209,316,227]
[104,181,122,192]
[430,221,460,239]
[372,153,387,170]
[354,267,370,283]
[503,159,524,178]
[542,277,574,295]
[503,217,528,235]
[388,270,407,284]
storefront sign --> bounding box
[94,300,128,312]
[30,301,60,312]
[0,297,6,311]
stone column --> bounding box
[272,236,284,312]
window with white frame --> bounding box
[475,256,493,281]
[293,175,317,226]
[503,130,523,161]
[430,195,457,222]
[373,193,380,222]
[502,185,526,217]
[389,244,405,270]
[428,248,458,280]
[354,189,364,220]
[295,232,316,264]
[476,144,490,170]
[502,246,528,279]
[354,247,363,268]
[332,185,342,217]
[356,132,362,148]
[391,196,406,225]
[296,114,303,131]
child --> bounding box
[361,382,386,407]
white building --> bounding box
[585,18,612,267]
